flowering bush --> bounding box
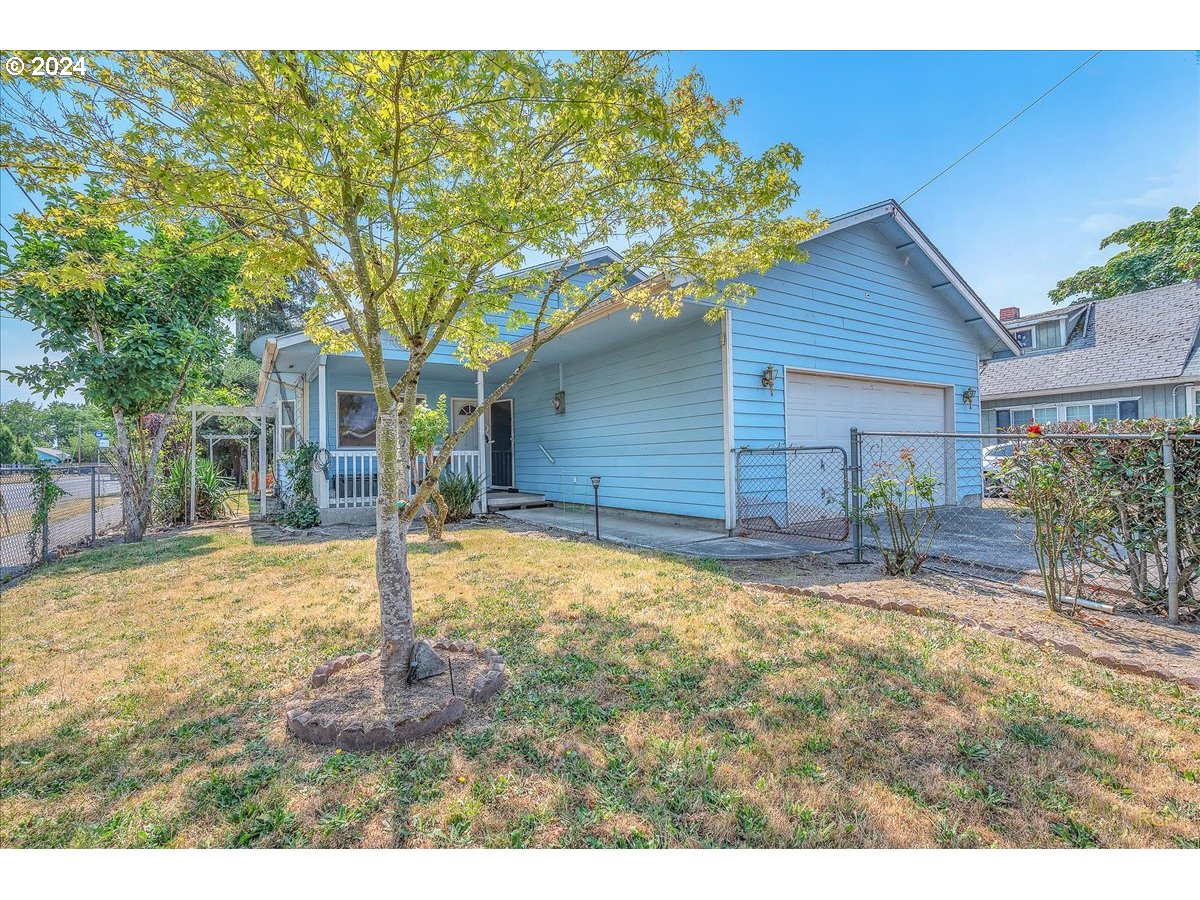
[1002,417,1199,617]
[853,449,943,576]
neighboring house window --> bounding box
[336,391,427,447]
[1009,319,1064,352]
[995,398,1140,430]
[1034,320,1063,350]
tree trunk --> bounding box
[376,396,414,710]
[423,447,446,541]
[112,407,151,542]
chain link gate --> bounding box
[734,446,850,546]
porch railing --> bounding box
[326,449,482,509]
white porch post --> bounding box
[317,356,329,508]
[258,411,267,516]
[476,369,488,514]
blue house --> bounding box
[253,200,1018,531]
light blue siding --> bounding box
[507,317,725,520]
[319,355,475,451]
[731,223,985,503]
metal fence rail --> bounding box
[0,464,124,582]
[850,430,1197,624]
[734,446,849,547]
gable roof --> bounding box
[979,281,1200,399]
[814,200,1023,355]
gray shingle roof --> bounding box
[979,281,1200,398]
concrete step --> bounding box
[486,491,551,511]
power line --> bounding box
[902,51,1102,204]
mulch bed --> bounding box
[286,640,507,750]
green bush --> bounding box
[155,456,235,525]
[278,497,321,529]
[439,469,483,523]
[852,448,943,577]
[276,442,322,529]
[1002,417,1199,616]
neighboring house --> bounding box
[254,200,1018,528]
[979,282,1200,433]
[35,447,69,464]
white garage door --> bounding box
[785,371,947,452]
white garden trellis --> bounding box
[186,404,275,523]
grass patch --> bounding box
[2,524,1198,848]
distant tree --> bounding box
[1050,203,1200,304]
[0,421,16,463]
[15,434,37,464]
[0,185,242,541]
[233,269,318,353]
[0,399,41,443]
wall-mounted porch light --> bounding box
[761,364,778,396]
[962,386,976,409]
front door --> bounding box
[489,399,514,489]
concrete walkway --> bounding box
[499,504,806,560]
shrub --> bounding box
[1000,434,1094,613]
[439,469,483,523]
[154,456,235,525]
[277,497,320,529]
[853,449,943,576]
[1002,417,1199,616]
[276,442,321,529]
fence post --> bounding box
[90,465,97,543]
[850,427,863,563]
[1163,433,1179,626]
[41,508,50,565]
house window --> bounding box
[336,391,428,448]
[1033,407,1058,426]
[1034,320,1063,350]
[998,398,1141,430]
[337,392,378,448]
[1117,400,1139,419]
[1008,319,1064,352]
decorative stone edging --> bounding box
[743,581,1200,692]
[286,639,507,749]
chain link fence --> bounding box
[0,464,124,582]
[850,430,1198,623]
[734,446,849,547]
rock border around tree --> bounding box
[286,639,507,750]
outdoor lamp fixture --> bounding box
[761,364,777,396]
[590,475,601,540]
[962,386,976,409]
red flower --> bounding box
[1026,424,1043,436]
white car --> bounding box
[982,442,1017,497]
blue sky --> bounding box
[3,50,1197,404]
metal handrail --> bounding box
[539,444,555,464]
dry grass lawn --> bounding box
[1,522,1198,848]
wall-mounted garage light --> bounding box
[962,386,976,409]
[761,364,777,396]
